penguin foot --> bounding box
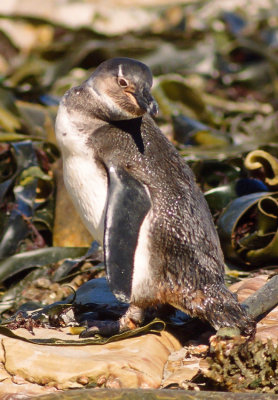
[80,320,120,338]
[79,304,145,338]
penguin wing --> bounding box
[104,166,151,302]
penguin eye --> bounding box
[118,78,128,88]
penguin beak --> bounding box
[134,87,159,117]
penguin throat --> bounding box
[112,117,145,154]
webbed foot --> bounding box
[80,304,145,338]
[80,320,120,337]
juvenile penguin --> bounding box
[55,57,254,336]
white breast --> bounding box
[55,101,107,244]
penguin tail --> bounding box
[203,285,256,337]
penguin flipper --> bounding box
[104,166,151,303]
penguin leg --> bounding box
[80,305,145,338]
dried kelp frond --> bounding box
[205,335,278,393]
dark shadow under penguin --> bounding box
[55,57,255,337]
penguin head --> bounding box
[86,57,158,121]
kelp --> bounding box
[0,141,56,257]
[0,246,88,284]
[244,150,278,189]
[242,275,278,320]
[0,247,89,315]
[0,318,165,346]
[218,192,278,266]
[172,115,230,148]
[0,277,165,345]
[217,150,278,267]
[205,336,278,393]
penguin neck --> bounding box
[111,117,145,154]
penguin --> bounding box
[55,57,255,337]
